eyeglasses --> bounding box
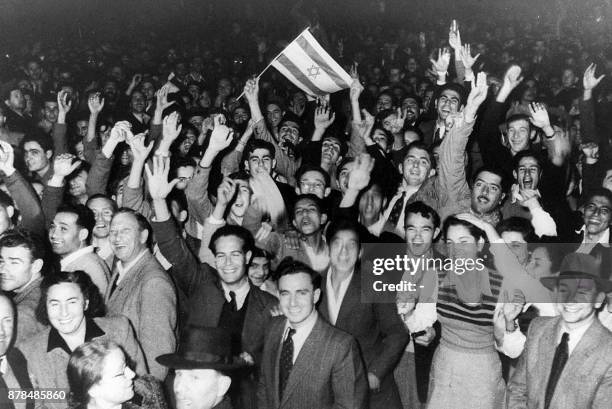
[300,180,325,191]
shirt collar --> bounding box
[560,313,595,343]
[116,249,148,278]
[47,318,105,354]
[60,246,94,270]
[284,310,318,338]
[0,355,6,375]
[221,279,250,303]
[577,226,610,245]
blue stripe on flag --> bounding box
[276,53,326,95]
[296,35,351,89]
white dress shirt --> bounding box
[221,279,250,310]
[326,269,354,325]
[282,310,318,363]
[560,313,595,355]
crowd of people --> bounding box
[0,3,611,408]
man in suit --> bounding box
[147,155,277,409]
[258,258,368,409]
[319,218,409,409]
[0,293,34,409]
[105,208,177,381]
[507,253,612,409]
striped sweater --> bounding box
[436,268,504,351]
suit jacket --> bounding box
[566,228,612,280]
[2,348,34,409]
[319,269,409,389]
[20,316,147,409]
[105,252,177,381]
[507,316,612,409]
[258,315,368,409]
[151,218,278,365]
[13,277,45,348]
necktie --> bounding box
[109,274,120,298]
[279,328,296,399]
[229,291,237,312]
[544,332,569,409]
[387,192,406,228]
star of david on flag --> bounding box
[269,28,352,97]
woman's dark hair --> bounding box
[36,270,105,325]
[442,216,486,242]
[67,339,121,409]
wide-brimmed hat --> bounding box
[540,252,612,293]
[157,326,248,371]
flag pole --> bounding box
[236,27,311,100]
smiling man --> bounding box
[507,253,612,409]
[0,230,46,346]
[105,208,177,381]
[258,259,367,409]
[49,204,110,294]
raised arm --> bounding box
[0,141,45,236]
[86,121,128,197]
[123,130,155,218]
[529,102,569,167]
[44,154,82,225]
[52,90,72,155]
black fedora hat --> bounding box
[157,326,248,371]
[540,252,612,293]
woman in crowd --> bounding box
[21,270,147,409]
[67,338,167,409]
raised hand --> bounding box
[130,74,142,88]
[162,111,182,142]
[448,19,462,51]
[458,44,480,71]
[88,92,105,115]
[503,65,523,89]
[314,104,336,130]
[57,90,72,115]
[145,155,179,200]
[216,177,238,207]
[243,78,259,103]
[581,142,600,163]
[209,115,234,152]
[430,47,451,75]
[155,84,175,110]
[464,71,489,122]
[0,141,16,174]
[502,289,526,324]
[52,153,81,178]
[349,65,364,102]
[127,132,154,163]
[528,102,551,130]
[109,121,131,144]
[390,107,406,134]
[583,63,605,91]
[347,153,375,191]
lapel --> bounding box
[206,278,227,326]
[280,317,325,406]
[7,348,34,409]
[318,271,331,322]
[335,271,361,326]
[534,318,562,403]
[106,254,148,303]
[270,319,286,409]
[241,287,263,350]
